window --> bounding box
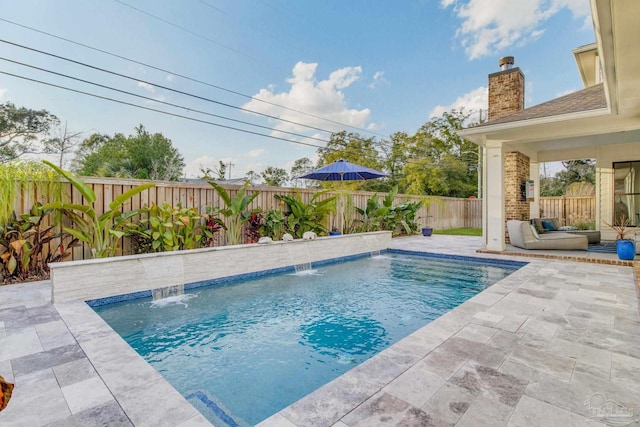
[613,161,640,226]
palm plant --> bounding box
[208,180,260,245]
[42,160,155,258]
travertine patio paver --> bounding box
[0,234,638,426]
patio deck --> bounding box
[1,235,639,426]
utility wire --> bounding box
[0,70,330,150]
[0,56,333,145]
[0,17,388,138]
[0,39,341,136]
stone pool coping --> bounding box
[50,231,391,303]
[1,235,638,426]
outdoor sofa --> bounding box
[531,217,601,244]
[507,220,589,250]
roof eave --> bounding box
[458,107,611,144]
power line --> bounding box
[0,17,388,138]
[0,39,342,137]
[0,56,333,146]
[0,70,330,150]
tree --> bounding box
[261,166,289,186]
[401,110,478,197]
[199,161,227,180]
[540,159,595,196]
[290,157,316,188]
[74,125,185,180]
[42,122,82,168]
[0,102,59,163]
[245,170,262,185]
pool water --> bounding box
[94,252,522,426]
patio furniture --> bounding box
[566,229,601,244]
[531,218,600,243]
[507,220,589,250]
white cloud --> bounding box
[137,82,155,93]
[0,88,6,101]
[242,62,371,141]
[247,149,265,158]
[368,71,388,89]
[442,0,591,59]
[166,74,174,82]
[429,86,488,121]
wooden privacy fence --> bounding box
[538,196,596,226]
[10,176,482,261]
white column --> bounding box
[530,160,540,218]
[484,142,505,251]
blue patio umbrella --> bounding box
[297,159,389,182]
[298,159,388,233]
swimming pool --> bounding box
[93,251,523,426]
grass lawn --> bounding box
[432,228,482,236]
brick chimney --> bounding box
[488,56,525,121]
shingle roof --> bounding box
[477,83,607,127]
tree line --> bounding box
[2,101,593,198]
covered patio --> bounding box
[459,0,640,253]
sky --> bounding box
[0,0,595,180]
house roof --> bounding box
[475,83,607,128]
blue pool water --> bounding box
[93,252,522,426]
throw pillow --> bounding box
[558,225,577,231]
[541,220,556,231]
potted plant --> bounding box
[421,215,433,237]
[329,226,341,236]
[608,215,634,260]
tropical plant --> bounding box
[245,212,264,243]
[208,180,260,245]
[381,200,423,236]
[125,202,223,253]
[0,160,62,227]
[260,209,287,240]
[42,160,155,258]
[354,186,398,232]
[0,203,77,283]
[274,190,336,237]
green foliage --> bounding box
[354,186,397,232]
[540,160,595,196]
[401,110,479,197]
[1,102,59,163]
[125,203,223,253]
[261,166,289,187]
[260,209,287,240]
[0,160,62,227]
[0,203,77,283]
[73,125,185,180]
[42,160,155,258]
[274,190,336,237]
[383,200,423,236]
[208,180,260,245]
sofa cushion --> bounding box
[541,220,556,231]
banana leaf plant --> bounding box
[274,190,336,238]
[354,186,398,232]
[207,180,259,246]
[42,160,155,258]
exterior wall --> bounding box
[504,152,531,243]
[488,68,525,121]
[50,231,392,303]
[596,142,640,240]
